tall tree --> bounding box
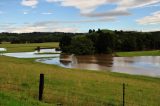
[70,36,95,55]
[59,35,72,53]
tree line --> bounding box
[60,29,160,55]
[0,32,80,44]
[0,30,159,55]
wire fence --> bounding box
[0,73,159,106]
[38,74,160,106]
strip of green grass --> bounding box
[35,52,61,55]
[0,42,59,53]
[0,91,53,106]
[0,56,159,106]
[116,50,160,57]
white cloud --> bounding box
[143,28,160,32]
[9,26,78,33]
[53,27,78,32]
[46,0,116,13]
[1,24,78,33]
[137,11,160,25]
[21,0,38,8]
[41,12,53,15]
[117,0,160,10]
[0,21,78,33]
[32,17,115,26]
[23,11,29,14]
[11,26,46,33]
[84,0,160,17]
[82,9,131,17]
[46,0,160,17]
[1,17,116,33]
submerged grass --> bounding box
[116,50,160,57]
[0,56,159,106]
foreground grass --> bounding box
[0,56,159,106]
[116,50,160,57]
[0,42,59,53]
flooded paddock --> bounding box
[36,54,160,77]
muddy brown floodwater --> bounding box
[36,54,160,77]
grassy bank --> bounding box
[116,50,160,57]
[0,56,160,106]
[0,42,59,53]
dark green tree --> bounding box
[95,32,115,53]
[70,36,95,55]
[59,35,72,53]
[89,29,93,33]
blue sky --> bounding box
[0,0,160,33]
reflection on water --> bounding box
[36,54,160,77]
[3,49,60,58]
[112,56,160,77]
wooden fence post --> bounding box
[123,83,125,106]
[39,74,44,101]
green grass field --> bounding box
[0,42,59,53]
[0,56,160,106]
[116,50,160,57]
[0,42,160,106]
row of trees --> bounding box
[60,29,160,55]
[1,29,159,55]
[0,32,80,44]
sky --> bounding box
[0,0,160,33]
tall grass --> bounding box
[0,56,159,106]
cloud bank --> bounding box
[137,11,160,25]
[46,0,160,17]
[1,17,115,33]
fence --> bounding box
[38,74,160,106]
